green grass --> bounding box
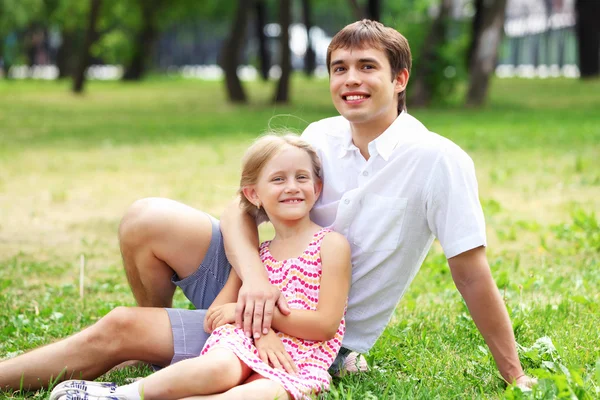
[0,76,599,399]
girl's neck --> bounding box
[270,215,320,242]
[268,216,322,261]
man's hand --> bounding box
[514,375,537,390]
[255,329,297,375]
[204,303,236,333]
[235,277,291,339]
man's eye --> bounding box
[363,64,375,70]
[333,66,345,73]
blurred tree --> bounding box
[466,0,507,107]
[255,0,270,81]
[122,0,165,80]
[346,0,381,20]
[221,0,250,102]
[348,0,364,20]
[274,0,291,102]
[73,0,102,93]
[0,0,45,78]
[411,0,452,107]
[366,0,381,21]
[301,0,316,77]
[45,0,88,79]
[575,0,600,78]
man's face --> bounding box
[329,47,405,127]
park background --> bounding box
[0,0,599,399]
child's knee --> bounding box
[242,375,291,400]
[203,348,249,386]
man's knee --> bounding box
[89,307,138,356]
[119,198,160,248]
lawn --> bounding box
[0,76,599,399]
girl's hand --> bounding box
[204,303,237,333]
[255,329,298,375]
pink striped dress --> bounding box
[201,228,345,399]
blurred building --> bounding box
[498,0,578,77]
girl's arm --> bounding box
[208,269,242,308]
[271,232,351,341]
[203,270,242,333]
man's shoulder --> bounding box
[303,116,348,138]
[402,113,472,163]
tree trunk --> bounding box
[575,0,600,78]
[255,0,270,81]
[302,0,315,77]
[274,0,291,103]
[367,0,381,21]
[0,36,5,79]
[73,0,102,94]
[467,0,483,69]
[411,0,452,108]
[221,0,250,103]
[57,30,76,79]
[122,0,161,81]
[466,0,507,107]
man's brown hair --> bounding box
[326,19,412,113]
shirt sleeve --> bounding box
[425,147,487,259]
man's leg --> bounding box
[119,198,214,307]
[0,307,174,392]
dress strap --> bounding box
[308,227,333,252]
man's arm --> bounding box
[220,198,290,339]
[448,246,534,388]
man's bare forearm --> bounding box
[457,271,524,382]
[220,199,268,281]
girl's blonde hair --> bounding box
[238,133,322,222]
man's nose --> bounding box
[345,67,361,86]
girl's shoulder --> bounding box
[318,229,350,253]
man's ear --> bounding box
[394,68,410,94]
[242,186,259,206]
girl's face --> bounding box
[247,145,321,223]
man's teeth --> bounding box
[346,95,367,101]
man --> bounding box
[0,20,534,392]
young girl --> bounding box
[50,134,352,400]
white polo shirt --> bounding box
[301,112,487,353]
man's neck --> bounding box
[350,113,398,160]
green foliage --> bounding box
[552,210,600,254]
[505,337,598,399]
[384,0,471,105]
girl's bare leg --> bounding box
[180,373,291,400]
[139,347,251,400]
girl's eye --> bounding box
[297,175,308,180]
[272,177,283,182]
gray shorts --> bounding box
[163,214,231,365]
[161,214,348,372]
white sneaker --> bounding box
[49,380,128,400]
[332,351,369,377]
